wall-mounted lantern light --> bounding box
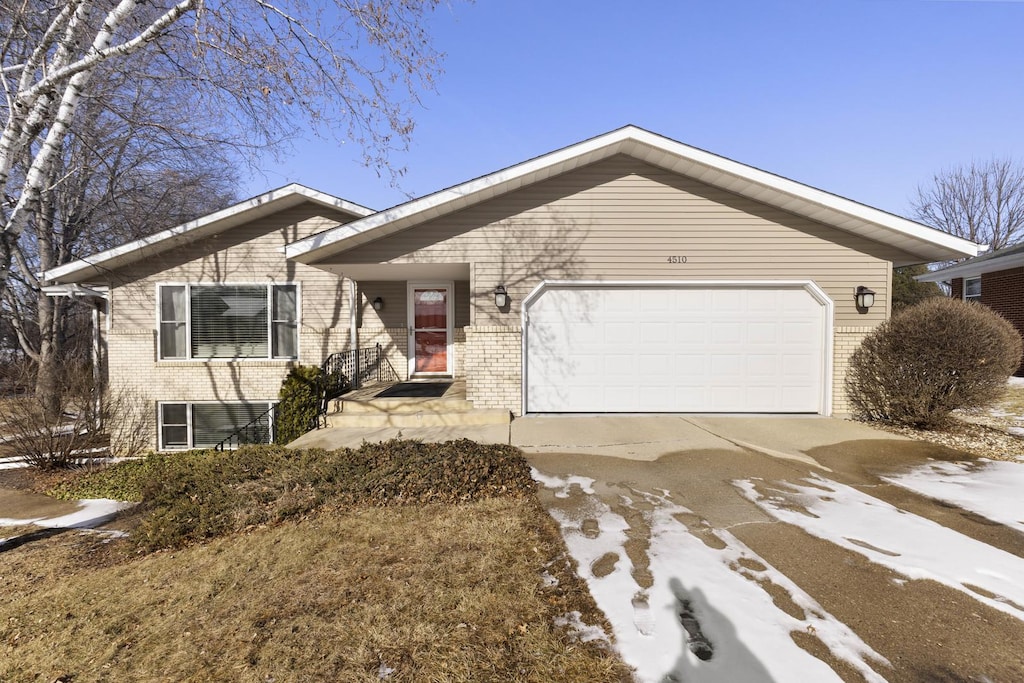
[855,286,875,310]
[494,285,508,309]
[372,296,384,311]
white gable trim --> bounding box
[286,126,980,265]
[43,184,373,284]
[916,251,1024,282]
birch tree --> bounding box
[913,158,1024,250]
[0,0,445,298]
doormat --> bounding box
[375,382,452,398]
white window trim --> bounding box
[157,400,277,451]
[963,276,982,302]
[155,282,301,362]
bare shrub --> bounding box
[0,363,105,469]
[846,298,1023,427]
[105,384,156,458]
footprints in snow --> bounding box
[581,513,715,660]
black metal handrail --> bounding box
[213,404,275,451]
[317,343,400,427]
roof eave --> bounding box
[286,126,981,265]
[916,251,1024,282]
[43,184,374,284]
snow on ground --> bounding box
[533,469,889,683]
[0,455,27,470]
[882,460,1024,534]
[1008,377,1024,387]
[738,476,1024,621]
[0,498,132,530]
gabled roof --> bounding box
[917,241,1024,282]
[43,184,373,284]
[286,125,980,266]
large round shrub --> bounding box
[846,297,1022,427]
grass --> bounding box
[0,442,632,682]
[994,381,1024,417]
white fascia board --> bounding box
[42,283,110,298]
[916,251,1024,282]
[43,184,373,284]
[287,125,981,263]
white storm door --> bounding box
[407,283,453,376]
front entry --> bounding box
[408,283,453,377]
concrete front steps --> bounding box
[324,396,511,429]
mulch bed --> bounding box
[866,418,1023,461]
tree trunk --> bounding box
[35,291,61,420]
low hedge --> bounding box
[51,440,535,552]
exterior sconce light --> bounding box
[855,286,875,310]
[372,296,384,311]
[494,285,508,308]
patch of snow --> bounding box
[530,467,595,497]
[554,610,610,644]
[539,569,559,587]
[536,471,888,683]
[883,460,1024,534]
[1009,427,1024,438]
[738,476,1024,621]
[376,662,395,679]
[1007,376,1024,387]
[0,456,27,470]
[0,498,133,530]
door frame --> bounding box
[520,279,834,416]
[407,281,454,377]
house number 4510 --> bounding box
[666,256,688,264]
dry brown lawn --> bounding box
[1,499,631,682]
[995,381,1024,417]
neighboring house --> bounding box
[916,242,1024,375]
[42,126,979,450]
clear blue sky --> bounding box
[246,0,1024,219]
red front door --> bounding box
[410,285,450,375]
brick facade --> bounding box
[832,327,874,415]
[464,326,521,414]
[952,268,1024,375]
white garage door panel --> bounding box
[525,285,826,413]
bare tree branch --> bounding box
[913,158,1024,251]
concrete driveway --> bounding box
[523,415,1024,682]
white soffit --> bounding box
[287,126,980,265]
[43,184,373,284]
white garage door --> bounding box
[524,284,828,413]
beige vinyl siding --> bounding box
[358,280,470,330]
[320,156,914,329]
[101,202,359,447]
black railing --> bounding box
[213,404,275,451]
[317,343,400,427]
[214,344,400,448]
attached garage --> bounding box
[523,281,832,414]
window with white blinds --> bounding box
[159,401,273,450]
[158,284,297,359]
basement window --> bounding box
[159,401,275,450]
